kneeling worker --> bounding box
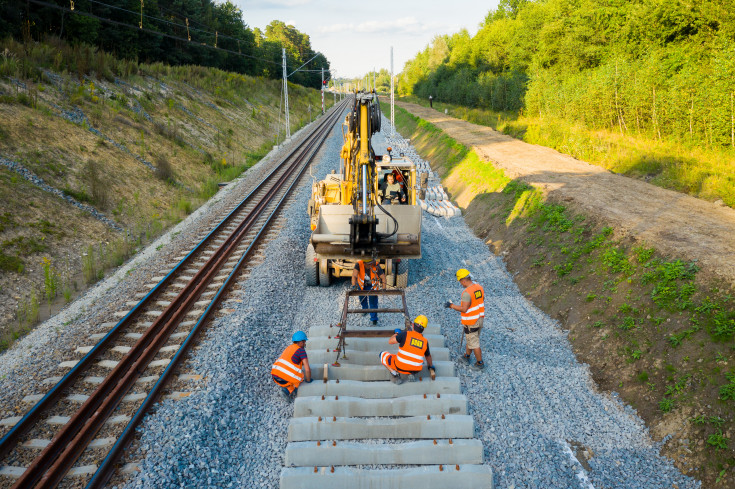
[379,315,435,384]
[271,331,312,400]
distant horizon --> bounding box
[237,0,497,78]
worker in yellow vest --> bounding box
[271,331,312,400]
[352,258,386,325]
[379,315,435,384]
[445,269,485,370]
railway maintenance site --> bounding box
[0,95,701,489]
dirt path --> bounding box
[399,102,735,286]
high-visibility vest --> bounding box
[271,344,304,385]
[460,283,485,326]
[357,261,383,290]
[394,331,428,373]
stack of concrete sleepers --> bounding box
[279,321,493,488]
[419,184,461,218]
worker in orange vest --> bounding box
[379,315,435,384]
[445,269,485,370]
[352,258,386,325]
[271,331,312,400]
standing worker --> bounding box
[379,315,436,384]
[445,269,485,370]
[271,331,312,400]
[429,94,433,108]
[352,258,387,325]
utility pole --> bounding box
[321,67,325,114]
[391,46,395,138]
[282,48,290,139]
[373,68,375,92]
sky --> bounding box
[235,0,499,79]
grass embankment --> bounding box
[391,105,735,486]
[400,96,735,209]
[0,37,333,350]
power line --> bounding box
[83,0,253,47]
[28,0,283,66]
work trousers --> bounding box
[359,283,378,321]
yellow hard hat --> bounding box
[413,315,428,329]
[456,269,470,281]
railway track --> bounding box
[0,98,349,489]
[280,291,494,488]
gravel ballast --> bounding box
[115,114,699,489]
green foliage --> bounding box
[707,431,729,450]
[0,252,24,273]
[719,374,735,401]
[620,316,636,331]
[41,257,59,305]
[0,16,328,90]
[82,245,103,285]
[692,415,725,427]
[659,397,674,412]
[398,0,735,206]
[602,247,632,274]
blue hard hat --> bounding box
[292,331,308,342]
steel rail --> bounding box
[0,102,348,464]
[2,99,349,489]
[0,99,348,461]
[86,97,348,489]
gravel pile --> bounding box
[119,114,699,489]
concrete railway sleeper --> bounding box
[280,293,493,488]
[0,100,350,489]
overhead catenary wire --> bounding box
[67,0,329,75]
[81,0,257,48]
[25,0,283,66]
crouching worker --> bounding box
[271,331,312,400]
[379,315,435,384]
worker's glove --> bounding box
[304,378,313,383]
[443,301,452,309]
[428,365,436,372]
[394,328,402,334]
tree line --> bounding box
[399,0,735,149]
[0,0,329,89]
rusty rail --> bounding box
[1,99,350,489]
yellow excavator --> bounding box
[306,91,422,287]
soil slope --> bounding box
[398,102,735,286]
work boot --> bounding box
[371,319,378,326]
[471,361,485,371]
[460,354,471,365]
[408,373,417,382]
[279,387,291,401]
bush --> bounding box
[155,156,175,183]
[82,160,109,209]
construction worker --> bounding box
[445,269,485,370]
[379,172,407,204]
[352,258,386,325]
[379,315,435,384]
[271,331,312,400]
